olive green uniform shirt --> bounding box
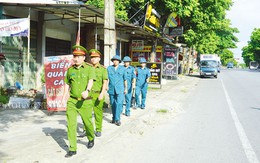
[91,63,108,92]
[64,62,96,98]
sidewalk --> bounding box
[0,75,200,163]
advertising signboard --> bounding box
[163,47,178,76]
[144,4,161,34]
[146,62,162,85]
[44,55,73,111]
[0,18,29,37]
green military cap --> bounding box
[72,45,88,56]
[89,49,101,57]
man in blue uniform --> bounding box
[107,55,127,126]
[122,56,136,116]
[135,58,151,109]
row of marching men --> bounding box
[62,44,151,157]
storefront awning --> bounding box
[0,2,176,46]
[0,3,136,27]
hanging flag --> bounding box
[165,12,178,27]
[0,18,29,37]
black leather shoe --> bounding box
[87,140,94,149]
[110,120,115,124]
[115,121,121,126]
[78,130,86,138]
[95,131,101,137]
[65,151,76,158]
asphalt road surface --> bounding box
[117,69,260,163]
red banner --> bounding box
[44,55,73,111]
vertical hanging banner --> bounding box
[0,18,29,37]
[44,55,73,111]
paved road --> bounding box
[116,69,260,163]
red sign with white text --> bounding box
[44,55,73,111]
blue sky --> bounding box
[226,0,260,63]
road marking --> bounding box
[221,79,259,163]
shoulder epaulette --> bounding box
[68,64,75,69]
[99,64,107,69]
[85,62,93,66]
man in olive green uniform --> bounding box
[89,49,108,137]
[78,49,108,138]
[63,45,95,158]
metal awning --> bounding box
[0,3,135,27]
[0,2,176,46]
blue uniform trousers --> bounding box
[135,84,148,108]
[109,93,124,121]
[125,89,132,115]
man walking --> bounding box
[89,49,108,137]
[107,55,127,126]
[63,45,95,158]
[122,56,136,116]
[135,58,151,109]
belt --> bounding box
[70,96,92,101]
[92,90,101,93]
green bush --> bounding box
[0,95,9,104]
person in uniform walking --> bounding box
[63,45,95,158]
[90,49,108,137]
[122,56,136,116]
[135,58,151,109]
[107,55,127,126]
[78,49,108,138]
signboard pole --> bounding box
[160,63,162,88]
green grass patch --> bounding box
[156,109,168,113]
[148,87,160,90]
[181,88,187,93]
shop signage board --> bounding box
[132,40,144,50]
[44,55,73,111]
[0,18,29,37]
[144,4,161,34]
[169,26,183,37]
[163,47,178,76]
[146,62,162,85]
[131,46,163,63]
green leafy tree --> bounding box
[85,0,132,21]
[86,0,238,60]
[242,28,260,66]
[219,49,237,66]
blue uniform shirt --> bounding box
[107,65,127,94]
[125,66,136,89]
[136,67,151,87]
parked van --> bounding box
[199,54,219,78]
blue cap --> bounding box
[111,55,121,63]
[122,56,132,62]
[15,81,23,90]
[139,58,147,63]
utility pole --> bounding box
[104,0,116,66]
[0,5,2,53]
